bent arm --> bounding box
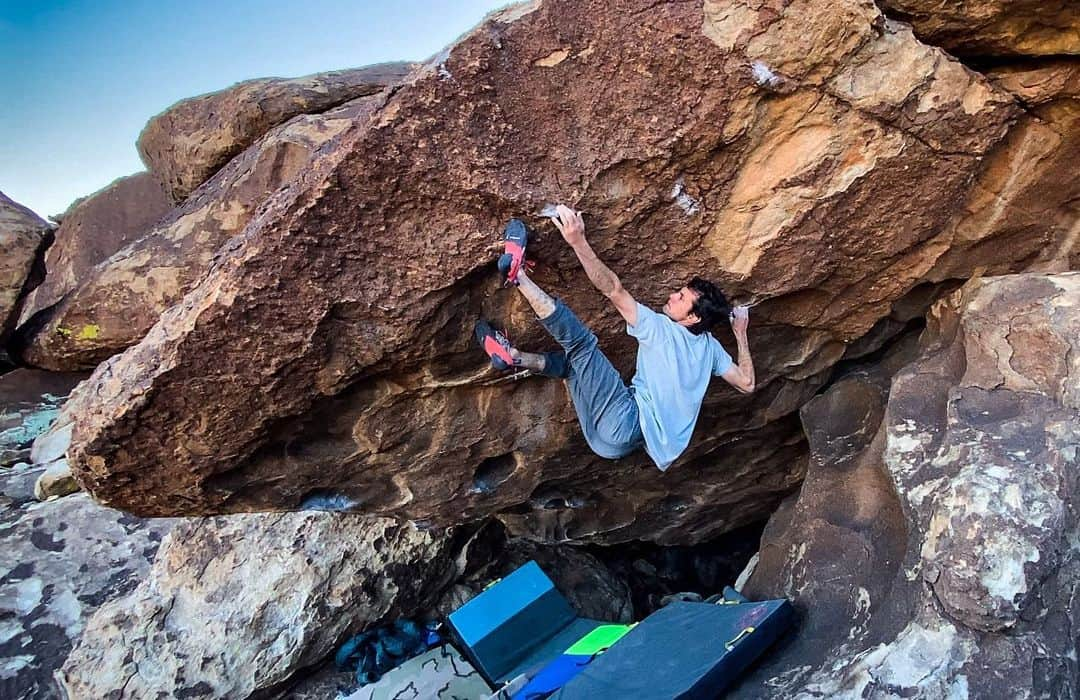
[570,238,638,326]
[720,314,755,394]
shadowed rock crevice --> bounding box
[877,0,1079,58]
[471,452,522,496]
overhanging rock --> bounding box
[64,0,1065,544]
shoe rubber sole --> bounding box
[475,319,515,371]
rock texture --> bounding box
[0,370,85,467]
[58,514,453,699]
[433,523,633,622]
[878,0,1079,57]
[732,354,913,696]
[60,0,1075,545]
[0,470,176,700]
[33,463,79,501]
[15,173,171,334]
[0,192,51,343]
[138,63,416,202]
[735,272,1080,698]
[926,59,1080,281]
[21,97,387,371]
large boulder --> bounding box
[20,97,387,371]
[878,0,1079,57]
[0,192,51,343]
[0,470,176,700]
[731,352,914,695]
[735,272,1080,698]
[57,514,453,699]
[138,63,416,202]
[64,0,1073,546]
[16,173,172,335]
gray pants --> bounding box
[539,301,644,459]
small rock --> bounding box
[1,447,31,467]
[34,461,80,500]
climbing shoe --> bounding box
[497,218,529,286]
[475,319,517,371]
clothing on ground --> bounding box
[335,618,439,686]
[627,302,732,470]
[539,301,644,459]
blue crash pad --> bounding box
[447,561,605,686]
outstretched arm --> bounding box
[552,205,638,326]
[720,306,755,394]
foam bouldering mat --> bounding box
[510,624,634,699]
[552,600,794,699]
[447,560,605,685]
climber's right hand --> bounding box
[551,204,585,247]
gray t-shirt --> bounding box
[627,303,733,470]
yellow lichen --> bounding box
[76,324,101,340]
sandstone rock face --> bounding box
[16,173,171,334]
[21,97,386,371]
[927,59,1080,281]
[58,514,453,699]
[138,63,415,202]
[64,0,1073,546]
[732,359,913,696]
[0,370,85,467]
[878,0,1079,57]
[0,472,176,700]
[0,192,51,343]
[736,272,1080,698]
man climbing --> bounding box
[475,205,756,471]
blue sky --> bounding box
[0,0,508,218]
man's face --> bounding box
[662,286,700,324]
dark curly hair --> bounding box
[686,277,730,335]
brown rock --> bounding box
[138,63,416,202]
[58,514,453,699]
[16,173,172,334]
[926,59,1080,281]
[733,272,1080,698]
[732,366,910,695]
[65,0,1026,543]
[990,59,1080,105]
[878,0,1080,57]
[0,191,51,342]
[21,97,386,371]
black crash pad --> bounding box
[553,599,794,699]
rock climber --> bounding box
[475,204,755,471]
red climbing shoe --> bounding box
[475,319,517,371]
[497,218,529,286]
